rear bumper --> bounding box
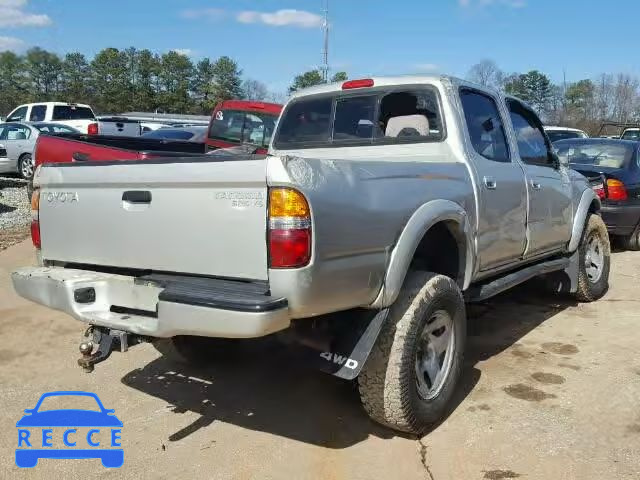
[600,204,640,235]
[11,267,290,338]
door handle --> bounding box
[483,176,497,190]
[72,152,91,162]
[530,180,542,190]
[122,191,152,204]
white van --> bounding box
[4,102,98,134]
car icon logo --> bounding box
[16,391,123,468]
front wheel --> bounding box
[575,214,610,302]
[358,272,466,434]
[18,154,34,180]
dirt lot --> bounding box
[0,240,638,480]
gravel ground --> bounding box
[0,175,30,250]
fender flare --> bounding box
[370,199,474,309]
[568,189,601,253]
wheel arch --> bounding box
[371,199,474,309]
[568,188,601,253]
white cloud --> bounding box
[0,0,51,28]
[170,48,194,57]
[414,63,440,72]
[0,35,25,51]
[459,0,526,8]
[236,9,323,28]
[180,8,225,21]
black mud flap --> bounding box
[296,308,389,381]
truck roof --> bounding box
[17,101,92,108]
[217,100,282,115]
[289,75,458,99]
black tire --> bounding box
[18,153,34,180]
[152,336,242,366]
[622,225,640,251]
[357,272,466,434]
[575,214,610,302]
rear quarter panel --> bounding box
[266,145,474,318]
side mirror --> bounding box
[550,151,567,169]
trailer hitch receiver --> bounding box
[78,326,146,373]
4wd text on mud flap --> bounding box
[320,352,358,369]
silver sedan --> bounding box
[0,122,79,179]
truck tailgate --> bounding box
[38,157,269,280]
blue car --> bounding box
[555,138,640,250]
[16,391,123,468]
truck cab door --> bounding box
[506,99,572,257]
[459,88,527,271]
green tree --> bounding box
[90,48,131,113]
[157,51,194,113]
[191,58,215,114]
[25,47,63,100]
[0,51,29,115]
[61,52,92,104]
[331,71,348,82]
[289,70,324,93]
[505,70,553,115]
[134,49,160,112]
[211,56,243,105]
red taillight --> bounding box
[342,79,374,90]
[87,123,99,135]
[593,185,605,200]
[268,188,311,268]
[269,229,311,268]
[606,179,628,201]
[30,189,41,249]
[30,220,41,249]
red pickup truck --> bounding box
[206,100,283,153]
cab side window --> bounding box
[30,105,47,122]
[460,89,510,162]
[7,106,27,122]
[507,100,553,166]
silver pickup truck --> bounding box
[13,75,610,434]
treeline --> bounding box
[467,59,640,135]
[0,47,286,116]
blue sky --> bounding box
[1,0,639,94]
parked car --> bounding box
[4,102,98,135]
[0,122,79,179]
[206,100,282,153]
[544,126,588,143]
[96,116,143,137]
[556,138,640,249]
[13,75,609,435]
[620,128,640,141]
[141,126,207,142]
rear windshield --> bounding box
[621,129,640,141]
[546,130,583,143]
[274,86,444,149]
[208,110,278,147]
[556,141,634,169]
[52,105,96,121]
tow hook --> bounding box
[78,326,146,373]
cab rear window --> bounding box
[274,87,444,149]
[208,110,278,147]
[52,106,96,121]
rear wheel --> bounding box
[357,272,466,434]
[18,153,34,180]
[575,214,610,302]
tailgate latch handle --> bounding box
[122,190,152,204]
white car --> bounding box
[544,126,589,143]
[4,102,98,135]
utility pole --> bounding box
[321,0,329,82]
